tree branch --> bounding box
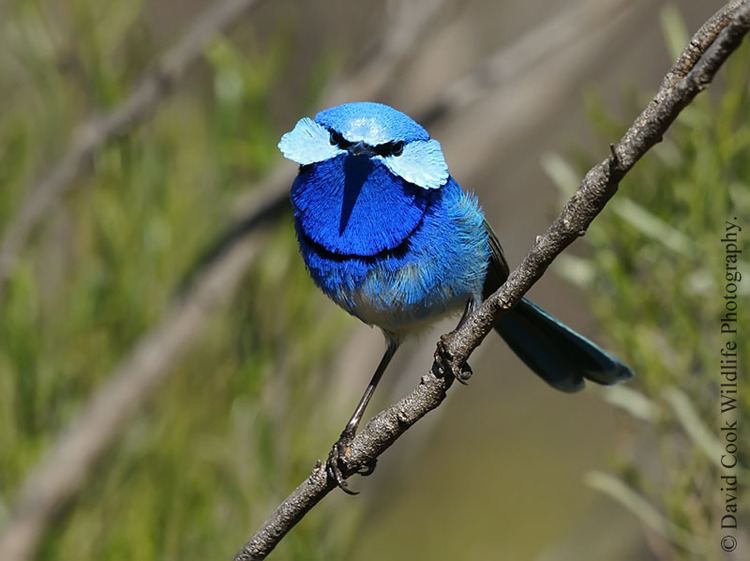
[0,219,276,561]
[419,0,635,126]
[233,2,750,559]
[0,0,264,299]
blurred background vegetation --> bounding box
[0,1,746,561]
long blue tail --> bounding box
[493,298,634,392]
[482,221,632,392]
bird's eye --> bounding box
[373,140,405,158]
[329,130,352,149]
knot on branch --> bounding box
[608,143,623,172]
[152,63,178,96]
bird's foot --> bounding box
[434,336,473,384]
[326,430,377,495]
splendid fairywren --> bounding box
[279,101,633,492]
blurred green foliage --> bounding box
[548,11,749,559]
[1,2,748,561]
[0,1,355,560]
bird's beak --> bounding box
[348,141,370,157]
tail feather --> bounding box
[494,298,633,393]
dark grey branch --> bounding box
[442,0,750,365]
[233,2,750,559]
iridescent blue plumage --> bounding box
[296,175,489,335]
[316,101,429,144]
[279,101,633,489]
[292,154,431,256]
[280,100,633,381]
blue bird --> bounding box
[279,101,633,492]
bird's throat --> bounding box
[291,155,433,257]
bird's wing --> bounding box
[482,220,510,300]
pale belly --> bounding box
[346,263,474,338]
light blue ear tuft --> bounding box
[278,117,344,165]
[377,139,449,189]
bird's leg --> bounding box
[327,340,399,494]
[447,299,476,384]
[456,298,476,331]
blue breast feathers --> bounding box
[296,178,490,333]
[291,155,435,256]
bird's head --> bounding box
[278,101,449,190]
[278,102,451,256]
